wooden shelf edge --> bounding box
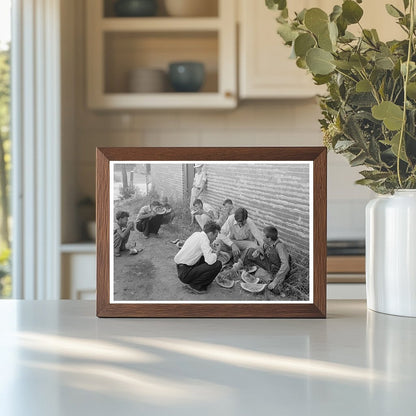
[101,17,221,32]
[88,93,237,110]
[327,255,365,274]
[61,243,96,254]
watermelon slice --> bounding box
[241,270,259,284]
[240,282,267,293]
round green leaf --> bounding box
[296,8,307,23]
[328,21,338,43]
[375,56,395,70]
[389,132,408,162]
[407,82,416,99]
[385,4,403,18]
[336,15,348,36]
[350,54,368,70]
[304,8,328,35]
[330,5,342,22]
[342,0,363,24]
[356,80,372,92]
[294,33,316,58]
[277,23,298,43]
[313,74,332,85]
[333,60,352,70]
[306,48,335,75]
[318,28,334,52]
[266,0,287,11]
[296,57,308,69]
[371,101,404,131]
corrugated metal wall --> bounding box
[150,164,184,201]
[150,162,310,272]
[203,163,310,271]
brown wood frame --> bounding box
[96,147,327,318]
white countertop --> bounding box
[0,300,415,415]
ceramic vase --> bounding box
[366,190,416,317]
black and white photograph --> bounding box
[109,161,313,303]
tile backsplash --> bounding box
[71,100,374,241]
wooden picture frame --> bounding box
[97,147,327,318]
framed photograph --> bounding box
[96,147,327,318]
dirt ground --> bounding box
[113,218,294,302]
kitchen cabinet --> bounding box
[239,0,325,99]
[238,0,404,99]
[61,244,96,300]
[86,0,237,109]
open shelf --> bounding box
[104,31,218,94]
[86,0,236,109]
[103,0,219,18]
[101,17,221,31]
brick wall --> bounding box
[203,163,310,271]
[150,164,184,201]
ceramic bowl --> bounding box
[168,62,205,92]
[128,68,167,93]
[114,0,157,17]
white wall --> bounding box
[61,0,374,243]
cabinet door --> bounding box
[62,253,96,300]
[239,0,404,99]
[239,0,325,99]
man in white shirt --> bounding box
[218,207,263,260]
[174,221,222,294]
[191,198,215,230]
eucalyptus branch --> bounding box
[358,69,381,104]
[390,79,398,101]
[393,85,404,103]
[334,68,359,84]
[397,0,415,188]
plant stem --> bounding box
[358,69,381,104]
[334,68,358,84]
[397,0,415,188]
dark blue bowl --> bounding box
[114,0,157,17]
[168,62,205,93]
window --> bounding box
[0,0,11,298]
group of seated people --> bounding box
[175,198,291,296]
[190,198,234,229]
[114,196,291,297]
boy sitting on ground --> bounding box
[217,198,234,227]
[191,199,215,230]
[114,211,135,257]
[244,226,291,294]
[217,207,263,263]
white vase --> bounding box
[366,189,416,317]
